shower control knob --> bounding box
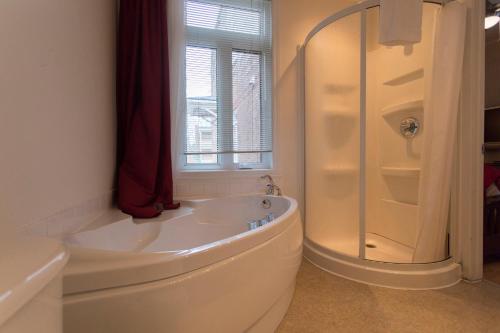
[400,117,420,138]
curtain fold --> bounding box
[413,1,466,263]
[168,0,186,174]
[117,0,179,218]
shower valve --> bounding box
[400,117,420,138]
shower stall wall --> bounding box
[302,0,464,289]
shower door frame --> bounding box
[299,0,484,279]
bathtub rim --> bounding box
[63,213,303,333]
[63,194,300,295]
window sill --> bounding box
[175,168,275,179]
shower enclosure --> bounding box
[301,0,463,289]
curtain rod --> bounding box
[303,0,453,46]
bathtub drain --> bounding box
[261,199,272,209]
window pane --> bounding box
[187,154,218,164]
[186,1,261,35]
[234,153,261,164]
[186,46,218,164]
[232,51,262,164]
[186,46,216,98]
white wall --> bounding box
[0,0,117,235]
[0,0,357,236]
[174,0,356,214]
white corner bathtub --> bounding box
[62,195,303,333]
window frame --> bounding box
[182,0,273,171]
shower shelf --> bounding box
[383,68,424,86]
[381,198,418,207]
[382,100,424,119]
[323,166,358,176]
[380,167,420,177]
[326,105,350,112]
[325,108,356,118]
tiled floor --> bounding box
[277,260,500,333]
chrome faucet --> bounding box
[260,175,282,196]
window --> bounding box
[184,0,272,170]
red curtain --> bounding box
[116,0,179,218]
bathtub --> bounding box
[62,195,302,333]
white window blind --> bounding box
[184,0,272,168]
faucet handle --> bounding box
[248,220,259,230]
[266,213,275,222]
[275,185,282,196]
[260,175,283,196]
[265,183,274,195]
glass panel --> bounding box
[186,46,218,164]
[364,4,441,263]
[232,50,262,164]
[304,3,444,264]
[186,0,261,35]
[305,13,361,258]
[234,153,261,164]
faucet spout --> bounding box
[260,174,273,183]
[260,175,282,196]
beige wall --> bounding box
[0,0,117,232]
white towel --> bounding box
[379,0,423,46]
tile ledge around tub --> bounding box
[175,169,277,179]
[18,190,115,239]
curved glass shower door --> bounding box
[305,12,361,258]
[305,3,445,264]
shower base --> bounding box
[314,232,414,263]
[304,238,462,290]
